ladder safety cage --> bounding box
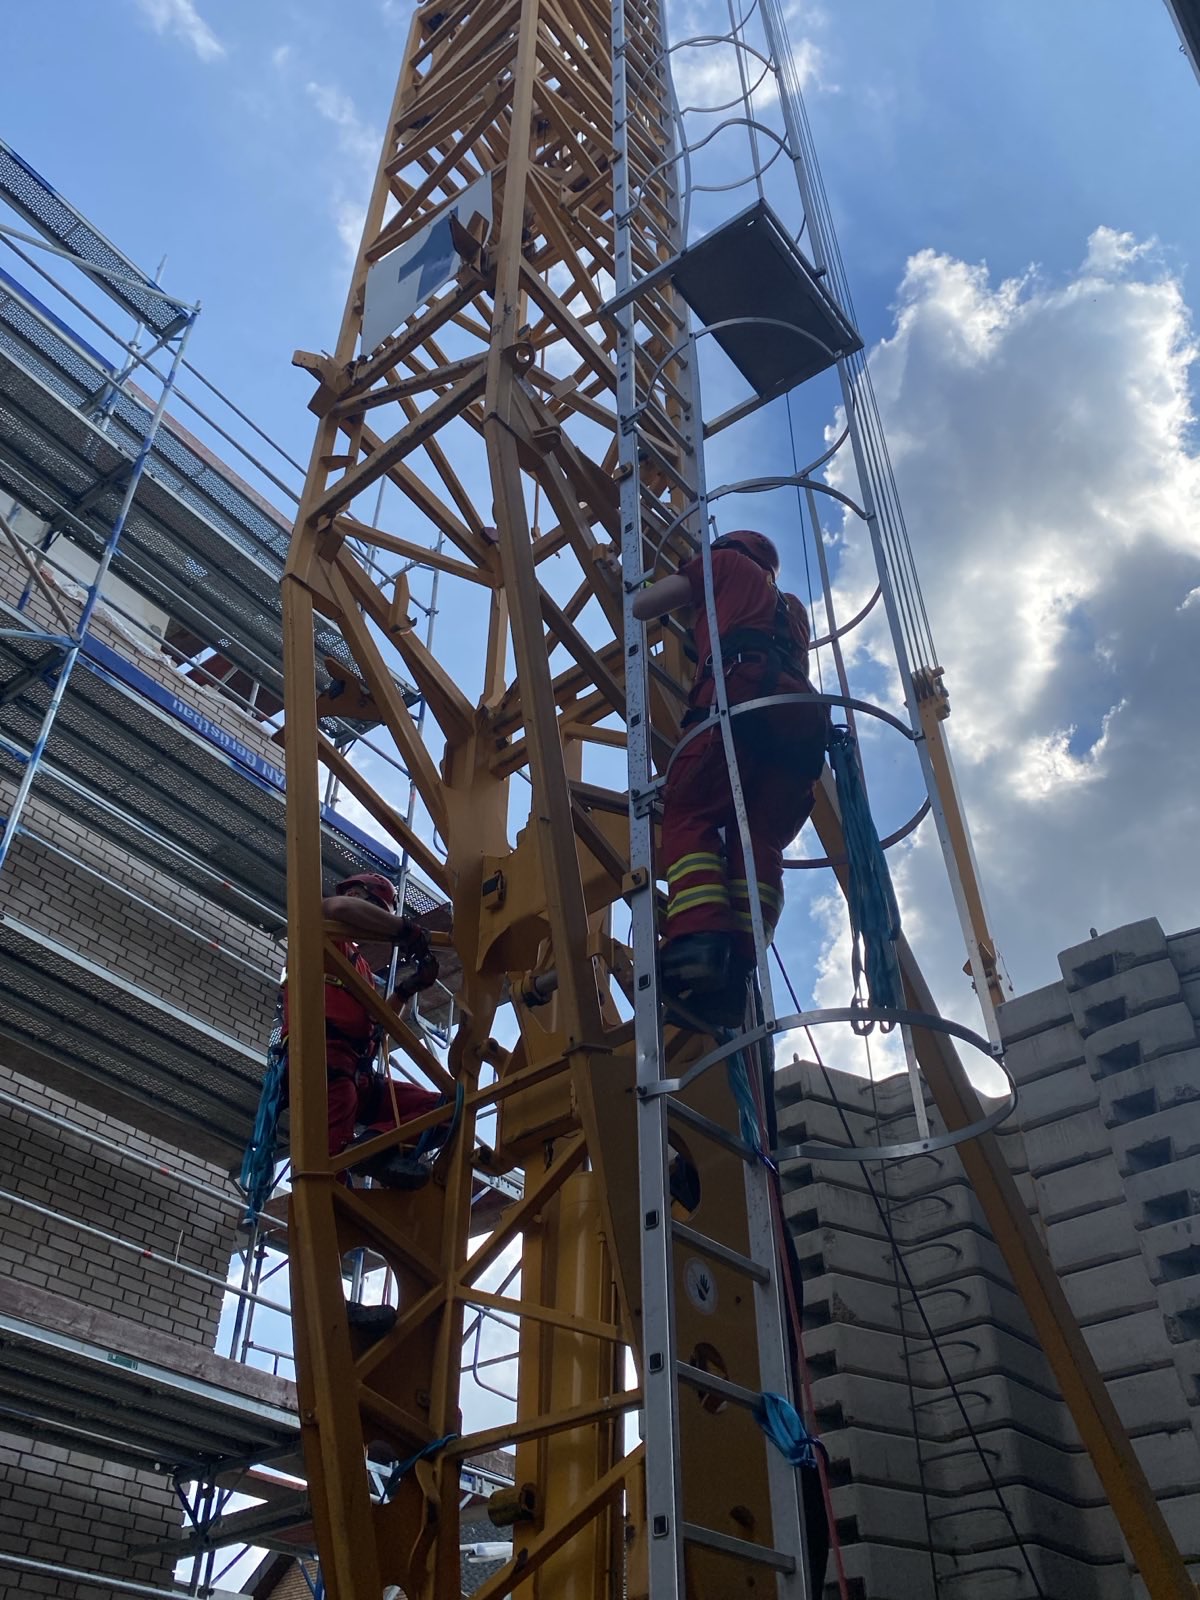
[609,0,1200,1597]
[612,0,821,1591]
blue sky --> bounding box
[4,0,1200,1074]
[4,1,1195,465]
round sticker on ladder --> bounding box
[684,1257,717,1315]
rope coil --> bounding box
[827,724,904,1021]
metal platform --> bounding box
[0,914,264,1163]
[0,140,190,338]
[0,264,404,718]
[0,1286,300,1475]
[604,197,864,435]
[1164,0,1200,81]
[670,199,862,397]
[0,619,437,928]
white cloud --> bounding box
[305,82,380,171]
[134,0,225,62]
[305,81,381,265]
[271,43,294,71]
[795,227,1200,1086]
[670,30,830,113]
[1083,225,1156,276]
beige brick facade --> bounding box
[0,529,282,1596]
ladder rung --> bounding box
[666,1098,758,1162]
[672,1222,769,1284]
[676,1360,762,1413]
[681,1522,797,1572]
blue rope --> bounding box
[725,1051,761,1153]
[382,1431,459,1499]
[827,724,904,1013]
[413,1078,464,1159]
[757,1392,826,1472]
[239,1040,288,1225]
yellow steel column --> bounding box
[515,1172,618,1600]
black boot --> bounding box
[347,1134,430,1191]
[661,933,731,1023]
[691,964,752,1031]
[346,1302,398,1346]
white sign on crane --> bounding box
[361,174,493,355]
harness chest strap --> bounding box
[698,592,807,685]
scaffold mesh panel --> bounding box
[0,139,189,336]
[0,1320,299,1471]
[0,917,262,1149]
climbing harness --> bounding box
[694,587,810,701]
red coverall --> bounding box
[659,547,826,963]
[281,939,440,1156]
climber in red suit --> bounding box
[280,871,443,1189]
[633,530,827,1028]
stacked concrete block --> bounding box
[780,915,1200,1600]
[776,919,1200,1598]
[776,1055,1129,1599]
[1003,919,1200,1587]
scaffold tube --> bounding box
[0,1551,244,1600]
[0,1186,289,1314]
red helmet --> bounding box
[711,529,780,575]
[335,872,398,913]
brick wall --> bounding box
[0,1062,244,1599]
[0,530,285,1596]
[0,1440,183,1600]
[254,1557,322,1600]
[0,798,279,1049]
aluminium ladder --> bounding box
[610,0,816,1589]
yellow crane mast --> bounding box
[278,0,1197,1594]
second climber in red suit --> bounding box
[280,872,444,1189]
[633,530,827,1028]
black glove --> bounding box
[395,950,439,1002]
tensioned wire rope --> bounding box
[762,0,937,678]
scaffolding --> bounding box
[0,142,506,1600]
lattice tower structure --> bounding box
[280,1,1197,1597]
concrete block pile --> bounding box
[777,917,1200,1598]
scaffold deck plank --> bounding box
[0,1282,300,1475]
[0,914,263,1163]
